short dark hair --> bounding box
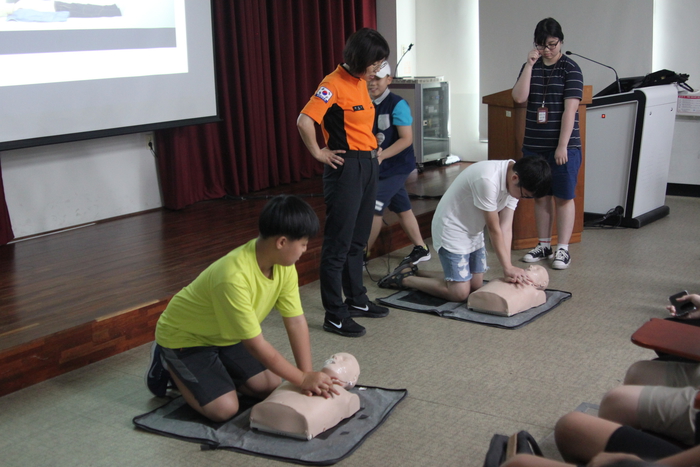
[534,17,564,45]
[258,195,319,240]
[343,28,390,76]
[513,156,552,198]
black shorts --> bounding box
[605,425,684,461]
[160,343,266,406]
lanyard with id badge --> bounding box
[538,62,559,124]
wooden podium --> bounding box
[482,86,592,250]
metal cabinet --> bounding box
[391,79,450,165]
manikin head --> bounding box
[322,353,360,389]
[525,264,549,290]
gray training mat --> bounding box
[378,288,572,329]
[133,386,407,466]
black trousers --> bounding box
[320,156,378,318]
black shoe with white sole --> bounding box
[398,244,431,268]
[347,301,390,318]
[323,315,367,337]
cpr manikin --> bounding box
[249,353,361,440]
[467,265,549,316]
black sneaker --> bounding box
[552,248,571,269]
[347,301,390,318]
[145,342,170,397]
[398,245,431,268]
[378,264,417,290]
[522,244,553,263]
[323,315,367,337]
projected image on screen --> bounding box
[0,0,185,87]
[0,0,217,152]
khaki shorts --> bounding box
[663,361,700,387]
[637,362,700,446]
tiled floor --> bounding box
[2,195,699,466]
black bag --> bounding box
[639,69,694,92]
[483,430,543,467]
[483,434,509,467]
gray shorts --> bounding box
[636,362,700,445]
[161,343,266,407]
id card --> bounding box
[537,107,548,124]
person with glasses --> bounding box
[512,17,584,270]
[297,28,391,338]
[378,157,551,303]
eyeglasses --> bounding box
[535,40,560,51]
[370,60,387,72]
[519,184,534,199]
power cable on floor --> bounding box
[584,205,625,229]
[364,218,395,283]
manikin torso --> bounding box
[467,265,549,316]
[249,353,361,440]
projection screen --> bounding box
[0,0,218,151]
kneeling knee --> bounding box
[202,397,239,422]
[205,406,238,423]
[623,360,659,385]
[554,411,583,442]
[246,371,282,398]
[598,386,631,420]
[449,291,470,302]
[445,284,471,302]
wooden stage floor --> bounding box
[0,162,469,396]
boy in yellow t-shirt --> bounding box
[146,195,341,422]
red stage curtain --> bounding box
[156,0,377,209]
[0,159,14,245]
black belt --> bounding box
[343,149,377,159]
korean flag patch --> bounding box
[315,86,333,103]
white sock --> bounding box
[557,244,569,252]
[538,238,552,249]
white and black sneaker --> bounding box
[552,248,571,269]
[522,244,554,263]
[398,245,431,268]
[347,301,390,318]
[323,315,367,337]
[145,342,171,397]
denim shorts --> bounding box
[438,246,487,282]
[523,148,581,200]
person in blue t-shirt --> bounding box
[366,62,430,269]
